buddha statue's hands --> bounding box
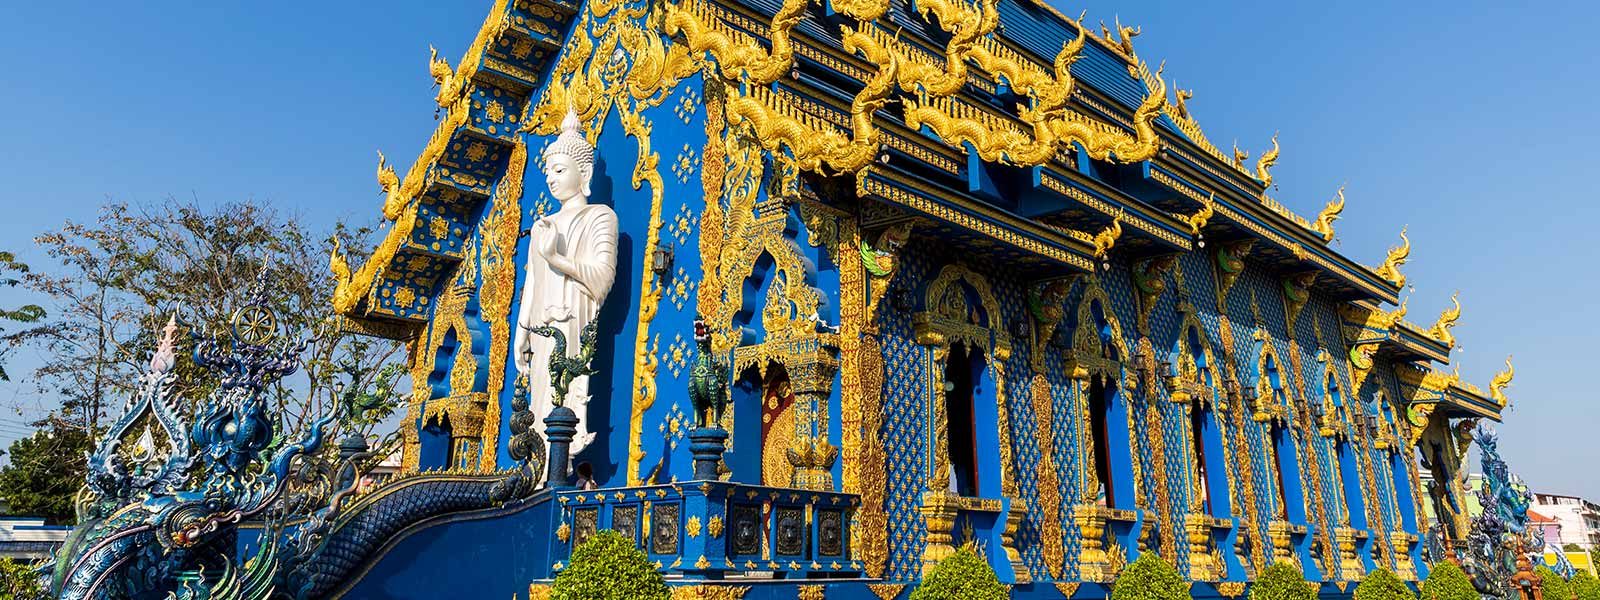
[534,220,559,258]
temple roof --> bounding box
[330,0,581,337]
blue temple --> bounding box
[49,0,1529,598]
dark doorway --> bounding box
[1270,425,1291,519]
[1191,405,1210,514]
[1089,378,1114,507]
[943,343,982,497]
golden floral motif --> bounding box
[707,515,723,538]
[865,584,903,600]
[671,584,748,600]
[394,287,417,309]
[798,585,826,600]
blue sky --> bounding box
[0,2,1595,496]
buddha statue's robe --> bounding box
[514,202,618,458]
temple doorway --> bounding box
[1088,378,1115,507]
[943,343,983,497]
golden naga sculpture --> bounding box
[1387,296,1408,327]
[1489,355,1514,407]
[1254,133,1280,189]
[1232,142,1248,168]
[1092,211,1125,260]
[1375,226,1411,289]
[329,236,359,314]
[888,0,999,97]
[967,20,1088,117]
[828,0,889,22]
[1179,192,1215,238]
[664,0,803,85]
[903,57,1166,166]
[1427,292,1461,346]
[1113,16,1140,58]
[428,45,457,108]
[1310,185,1344,242]
[724,25,895,176]
[1172,86,1192,120]
[376,151,406,221]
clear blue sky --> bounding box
[0,2,1595,496]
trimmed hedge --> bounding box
[1571,569,1600,600]
[1110,553,1191,600]
[909,546,1008,600]
[1419,561,1478,600]
[1354,568,1416,600]
[551,530,669,600]
[1539,566,1574,600]
[1251,561,1316,600]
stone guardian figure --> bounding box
[514,107,618,458]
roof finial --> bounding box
[1255,132,1280,189]
[1311,185,1345,242]
[1428,292,1461,347]
[1376,226,1411,289]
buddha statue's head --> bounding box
[543,107,595,204]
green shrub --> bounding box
[909,546,1007,600]
[0,558,42,600]
[1251,561,1316,600]
[1355,568,1416,600]
[1571,569,1600,600]
[1539,566,1574,600]
[551,530,668,600]
[1110,552,1190,600]
[1419,561,1477,600]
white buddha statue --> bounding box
[514,107,619,458]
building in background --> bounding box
[1533,492,1600,549]
[0,516,70,561]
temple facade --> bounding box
[327,0,1516,597]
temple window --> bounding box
[1176,326,1218,515]
[1270,425,1292,519]
[1088,377,1115,507]
[943,342,983,497]
[1190,405,1210,513]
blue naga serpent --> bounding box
[46,284,338,600]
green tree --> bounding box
[0,420,91,523]
[1251,561,1316,600]
[1567,544,1585,552]
[551,530,668,600]
[909,545,1008,600]
[1569,569,1600,600]
[1420,561,1478,600]
[22,201,401,437]
[1111,552,1190,600]
[0,557,43,599]
[3,200,405,523]
[0,251,49,381]
[1540,565,1575,600]
[1355,568,1417,600]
